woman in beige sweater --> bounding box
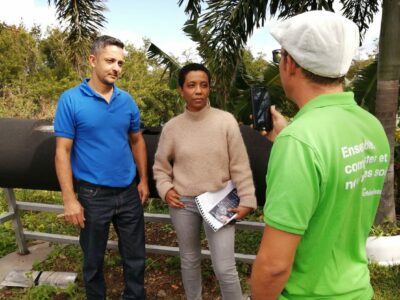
[153,63,256,300]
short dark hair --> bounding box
[301,68,345,85]
[178,63,211,88]
[91,35,124,55]
[284,52,345,85]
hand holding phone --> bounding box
[250,86,273,131]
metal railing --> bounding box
[0,188,264,263]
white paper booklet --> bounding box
[195,180,240,232]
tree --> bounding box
[373,0,400,223]
[48,0,107,76]
[44,0,398,221]
[120,43,183,126]
[242,50,268,80]
[0,23,179,124]
[178,0,399,224]
[0,24,80,120]
[177,0,379,107]
[40,28,79,80]
[0,23,40,89]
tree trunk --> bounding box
[374,0,400,224]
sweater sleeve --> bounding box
[153,125,175,200]
[226,116,257,209]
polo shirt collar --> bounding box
[79,78,121,101]
[294,92,356,121]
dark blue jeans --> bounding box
[77,183,145,300]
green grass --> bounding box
[0,225,17,257]
[143,197,169,214]
[0,282,84,300]
[370,264,400,300]
[3,244,398,299]
[235,229,262,254]
[0,189,78,259]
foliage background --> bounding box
[0,23,183,126]
[0,18,399,299]
[0,21,398,213]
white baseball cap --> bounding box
[270,10,360,78]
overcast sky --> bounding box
[0,0,381,60]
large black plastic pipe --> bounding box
[0,118,272,206]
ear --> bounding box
[286,55,298,75]
[89,54,96,68]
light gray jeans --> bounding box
[169,196,242,300]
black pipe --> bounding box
[0,118,272,206]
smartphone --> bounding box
[250,86,273,131]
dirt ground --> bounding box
[0,221,249,299]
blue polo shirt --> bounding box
[54,79,141,187]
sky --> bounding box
[0,0,381,60]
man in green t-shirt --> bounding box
[251,10,390,300]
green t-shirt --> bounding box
[264,92,390,299]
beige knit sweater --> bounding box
[153,105,257,209]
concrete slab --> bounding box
[0,241,52,287]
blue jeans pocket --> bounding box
[78,185,99,199]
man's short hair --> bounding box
[283,53,345,85]
[301,69,345,85]
[178,63,211,88]
[91,35,124,55]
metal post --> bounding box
[4,188,29,254]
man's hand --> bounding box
[165,189,185,208]
[262,105,288,142]
[137,180,149,205]
[229,206,253,220]
[63,195,85,228]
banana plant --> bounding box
[147,43,181,90]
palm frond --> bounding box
[50,0,107,43]
[192,1,258,109]
[340,0,380,41]
[49,0,107,75]
[229,61,252,121]
[182,19,211,57]
[201,0,268,47]
[271,0,335,19]
[147,43,181,89]
[352,59,378,112]
[178,0,204,20]
[182,19,201,42]
[231,60,296,122]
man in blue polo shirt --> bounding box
[54,35,149,300]
[251,11,390,300]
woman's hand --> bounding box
[229,206,253,220]
[165,188,185,208]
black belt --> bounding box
[75,179,134,190]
